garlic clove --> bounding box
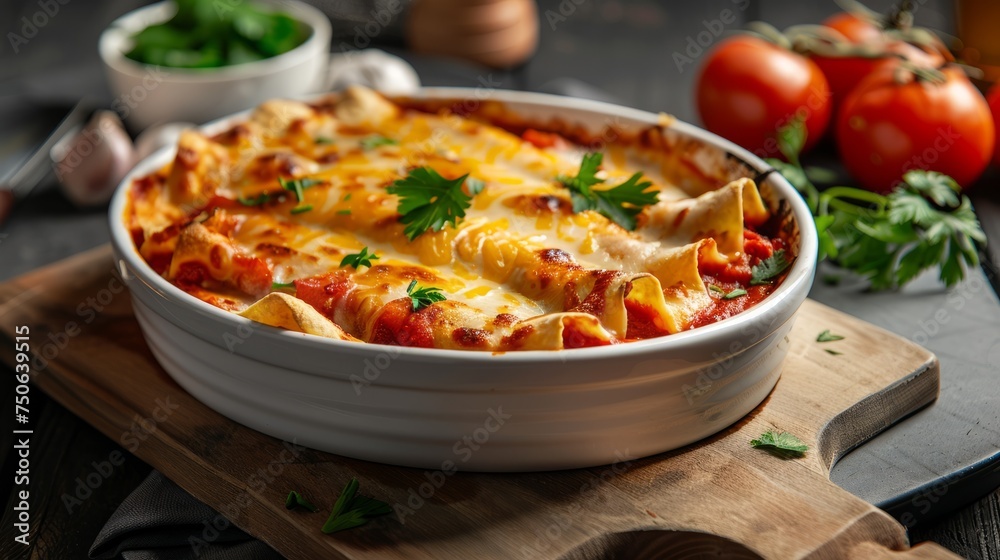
[51,110,136,207]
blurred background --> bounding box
[0,0,960,279]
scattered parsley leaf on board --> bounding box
[722,288,748,300]
[387,167,480,241]
[816,329,845,343]
[360,136,398,150]
[321,478,391,534]
[285,491,318,512]
[750,250,791,286]
[557,152,658,231]
[825,349,843,356]
[406,280,446,311]
[750,430,809,458]
[767,118,986,290]
[340,247,379,269]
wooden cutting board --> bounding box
[0,245,958,559]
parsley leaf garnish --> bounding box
[337,209,351,215]
[816,329,845,342]
[285,491,318,512]
[825,348,843,356]
[465,177,486,195]
[708,285,725,294]
[750,250,791,286]
[406,279,445,311]
[279,177,322,214]
[722,288,748,300]
[750,430,809,458]
[321,478,391,534]
[238,193,271,206]
[315,137,333,145]
[360,136,398,150]
[387,167,480,241]
[272,281,295,291]
[340,247,379,269]
[557,152,658,231]
[767,118,986,290]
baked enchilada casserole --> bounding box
[123,86,794,351]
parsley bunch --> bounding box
[557,153,659,231]
[768,120,986,290]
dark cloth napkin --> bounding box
[89,471,282,560]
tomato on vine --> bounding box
[836,66,994,192]
[696,35,832,159]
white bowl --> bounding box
[109,89,817,472]
[99,0,331,130]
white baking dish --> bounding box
[108,89,817,471]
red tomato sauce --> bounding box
[687,230,789,329]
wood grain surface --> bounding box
[0,245,963,559]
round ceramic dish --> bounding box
[108,89,817,472]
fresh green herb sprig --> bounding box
[767,119,986,290]
[272,281,295,291]
[340,247,379,269]
[406,280,446,311]
[557,153,659,231]
[750,429,809,458]
[322,478,392,534]
[387,167,481,241]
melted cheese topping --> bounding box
[125,86,787,351]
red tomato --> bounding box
[813,13,945,115]
[823,12,883,43]
[696,36,832,158]
[987,84,1000,166]
[836,66,995,192]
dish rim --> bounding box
[108,87,818,363]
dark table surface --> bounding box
[1,0,999,558]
